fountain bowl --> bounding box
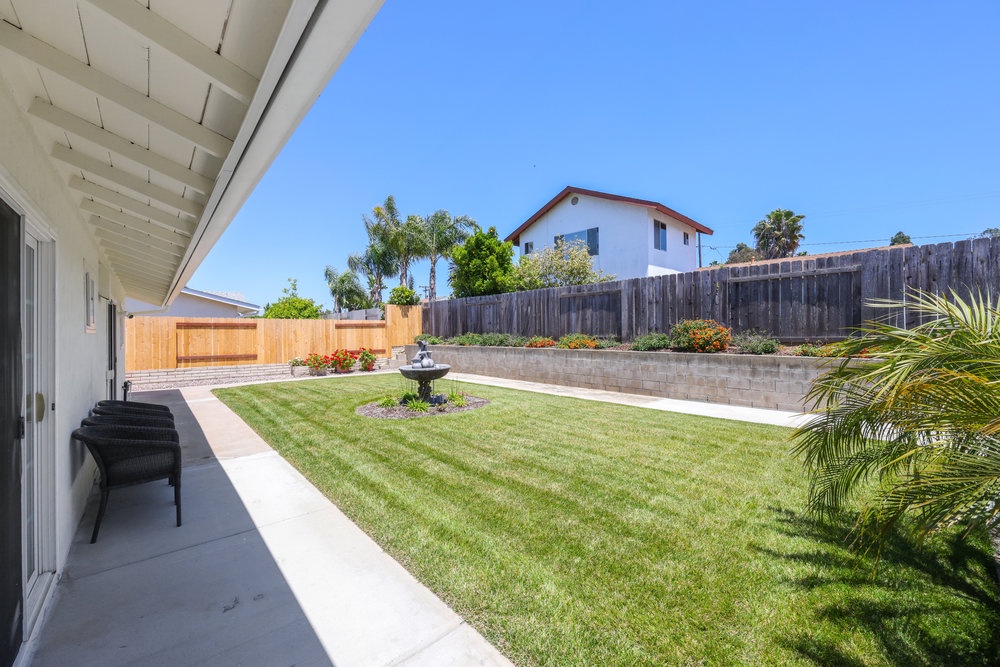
[399,364,451,382]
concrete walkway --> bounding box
[29,373,809,666]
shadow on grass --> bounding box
[760,507,1000,666]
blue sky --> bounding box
[191,1,1000,311]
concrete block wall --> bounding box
[126,363,292,389]
[408,345,832,412]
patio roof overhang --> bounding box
[0,0,382,306]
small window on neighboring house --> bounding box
[523,242,534,255]
[654,221,667,251]
[683,232,690,246]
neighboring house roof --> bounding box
[506,186,714,245]
[0,0,383,307]
[181,287,259,314]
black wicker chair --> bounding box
[71,424,182,543]
[97,399,172,415]
[82,413,177,429]
[92,404,175,424]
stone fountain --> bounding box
[399,340,450,403]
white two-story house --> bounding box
[505,186,714,279]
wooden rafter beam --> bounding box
[96,233,185,264]
[91,222,186,257]
[29,99,215,193]
[53,145,204,217]
[83,200,191,247]
[0,20,233,156]
[86,0,259,105]
[69,176,196,235]
[100,244,178,274]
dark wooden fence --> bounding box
[424,238,1000,342]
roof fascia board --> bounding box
[165,0,385,305]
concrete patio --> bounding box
[25,373,808,666]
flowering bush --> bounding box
[557,333,599,349]
[669,319,731,353]
[525,336,556,348]
[357,348,377,371]
[304,352,331,371]
[329,348,357,372]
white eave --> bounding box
[0,0,383,306]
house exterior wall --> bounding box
[0,64,127,636]
[516,193,700,279]
[646,210,700,276]
[125,293,250,318]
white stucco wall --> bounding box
[516,193,701,280]
[0,65,126,594]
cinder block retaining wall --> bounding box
[126,363,291,389]
[408,345,831,412]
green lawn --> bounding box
[214,375,1000,666]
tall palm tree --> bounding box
[323,266,371,312]
[363,196,428,287]
[792,289,1000,553]
[424,210,478,301]
[752,209,805,259]
[347,238,397,305]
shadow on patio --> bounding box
[30,387,510,666]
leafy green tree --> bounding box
[448,226,515,297]
[792,289,1000,554]
[262,279,323,319]
[348,240,396,305]
[424,210,478,301]
[387,285,420,306]
[512,239,616,291]
[726,242,756,264]
[324,266,372,312]
[752,209,805,259]
[890,231,912,245]
[980,227,1000,239]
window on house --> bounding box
[558,228,599,256]
[654,221,667,251]
[683,232,690,246]
[523,241,534,255]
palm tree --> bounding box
[752,209,805,259]
[791,289,1000,554]
[347,237,397,305]
[363,196,428,287]
[424,210,477,301]
[323,266,371,312]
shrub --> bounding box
[794,342,837,357]
[329,348,357,371]
[669,319,731,353]
[731,330,780,355]
[404,397,430,413]
[525,336,556,348]
[376,395,398,408]
[448,332,525,347]
[629,333,672,352]
[415,334,444,345]
[387,286,420,306]
[399,391,420,403]
[557,333,599,349]
[595,337,620,349]
[447,391,468,407]
[304,352,331,370]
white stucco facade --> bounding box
[513,191,706,280]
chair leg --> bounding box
[174,479,182,527]
[91,488,109,544]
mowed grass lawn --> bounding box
[214,375,1000,666]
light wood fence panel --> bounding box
[126,309,421,370]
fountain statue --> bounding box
[399,340,450,403]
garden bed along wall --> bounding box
[408,344,832,412]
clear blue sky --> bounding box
[191,1,1000,311]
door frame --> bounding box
[0,177,58,648]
